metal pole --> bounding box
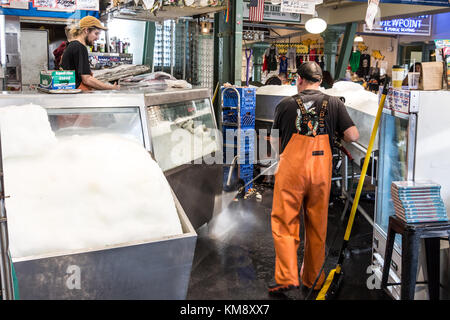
[342,190,374,227]
[183,21,187,80]
[171,20,174,76]
[161,22,165,73]
[335,22,357,81]
[0,130,14,300]
[343,152,348,192]
[0,15,6,91]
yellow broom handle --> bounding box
[212,82,220,105]
[343,92,388,241]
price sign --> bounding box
[56,0,76,10]
[77,0,98,10]
[280,0,315,15]
[33,0,56,8]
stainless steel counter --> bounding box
[0,87,223,299]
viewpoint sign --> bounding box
[363,15,432,36]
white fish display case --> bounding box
[0,88,221,299]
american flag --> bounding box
[249,0,265,22]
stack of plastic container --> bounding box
[391,180,448,223]
[221,87,256,192]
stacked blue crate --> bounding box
[221,87,256,192]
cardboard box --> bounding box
[40,70,76,90]
[419,62,444,91]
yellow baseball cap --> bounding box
[79,16,107,30]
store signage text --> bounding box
[363,15,431,36]
[243,1,303,23]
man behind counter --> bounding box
[61,16,119,91]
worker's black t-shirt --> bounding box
[272,89,355,154]
[61,40,91,88]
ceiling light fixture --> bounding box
[305,11,327,34]
[354,35,364,42]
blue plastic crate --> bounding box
[223,149,256,165]
[222,87,256,115]
[222,87,256,107]
[239,164,253,179]
[239,164,254,192]
[241,111,255,127]
[223,110,238,124]
[222,127,256,144]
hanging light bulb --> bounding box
[201,21,211,35]
[354,35,364,42]
[305,11,327,34]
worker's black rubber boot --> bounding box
[267,282,299,295]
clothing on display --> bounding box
[263,54,268,73]
[349,50,361,73]
[287,47,297,70]
[268,46,279,71]
[296,55,303,70]
[356,53,371,79]
[319,56,325,71]
[309,49,316,63]
[367,66,381,92]
[279,55,288,74]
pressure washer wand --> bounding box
[237,160,278,194]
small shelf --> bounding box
[106,4,227,22]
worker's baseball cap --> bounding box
[79,16,107,31]
[298,61,323,83]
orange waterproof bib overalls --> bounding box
[271,95,332,290]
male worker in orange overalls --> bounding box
[268,62,359,294]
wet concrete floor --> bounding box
[186,183,391,300]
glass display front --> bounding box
[376,112,410,238]
[147,98,220,172]
[46,107,145,146]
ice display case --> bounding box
[372,89,450,300]
[0,88,221,299]
[143,88,222,229]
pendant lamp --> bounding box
[305,11,327,34]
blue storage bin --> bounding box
[221,87,256,128]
